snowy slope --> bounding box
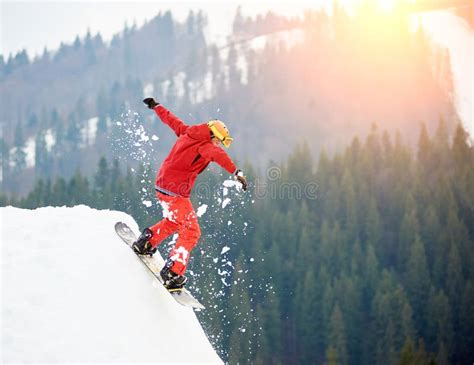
[1,205,222,363]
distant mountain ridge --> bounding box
[0,7,460,195]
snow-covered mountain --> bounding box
[1,205,222,363]
[419,11,474,136]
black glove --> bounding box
[235,169,248,191]
[143,97,159,109]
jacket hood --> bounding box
[186,123,212,141]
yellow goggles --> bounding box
[208,120,233,148]
[221,136,233,148]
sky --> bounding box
[0,1,332,57]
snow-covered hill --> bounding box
[1,205,222,363]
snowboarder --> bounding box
[132,97,248,290]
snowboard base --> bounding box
[115,222,204,310]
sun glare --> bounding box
[378,0,395,12]
[336,0,416,15]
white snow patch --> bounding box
[222,198,231,208]
[1,206,222,363]
[167,233,179,247]
[223,179,243,192]
[142,200,152,208]
[82,116,99,146]
[221,246,230,255]
[161,72,187,100]
[160,200,177,223]
[45,129,55,152]
[223,179,237,188]
[170,246,189,264]
[418,12,474,136]
[196,204,208,217]
[24,137,35,168]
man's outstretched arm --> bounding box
[198,143,248,190]
[143,98,188,137]
[198,143,237,174]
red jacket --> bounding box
[153,105,237,197]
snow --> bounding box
[142,200,152,207]
[45,129,55,151]
[161,72,186,100]
[84,116,99,145]
[222,198,231,208]
[223,179,242,192]
[196,204,208,217]
[24,137,35,168]
[167,233,179,247]
[418,11,474,136]
[1,205,222,363]
[220,246,230,255]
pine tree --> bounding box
[427,288,453,361]
[458,280,474,362]
[94,157,110,208]
[405,235,430,331]
[1,138,11,188]
[68,171,90,205]
[445,237,462,316]
[35,129,50,176]
[327,303,348,365]
[340,168,357,243]
[372,270,398,365]
[51,177,68,206]
[295,268,320,363]
[398,193,419,271]
[365,196,381,253]
[12,121,27,173]
[417,122,432,174]
[363,244,379,305]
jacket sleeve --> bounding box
[198,143,237,174]
[154,105,189,137]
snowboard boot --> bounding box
[132,228,157,256]
[160,258,187,290]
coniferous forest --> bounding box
[2,3,474,364]
[3,121,473,364]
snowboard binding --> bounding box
[160,258,187,291]
[132,228,157,256]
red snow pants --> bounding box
[148,192,201,275]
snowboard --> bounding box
[114,221,205,310]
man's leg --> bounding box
[148,218,179,248]
[148,192,181,247]
[167,198,201,276]
[133,192,180,254]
